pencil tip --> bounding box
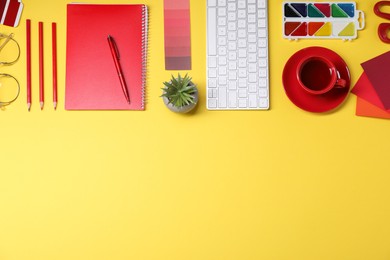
[40,102,44,110]
[27,103,31,111]
[54,102,57,110]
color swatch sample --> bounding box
[0,0,23,27]
[164,0,191,70]
[283,2,364,40]
[352,72,389,111]
[356,97,390,119]
[361,51,390,110]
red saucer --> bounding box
[282,47,351,113]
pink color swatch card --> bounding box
[164,0,192,70]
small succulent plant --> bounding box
[161,73,197,108]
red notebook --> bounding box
[65,4,148,110]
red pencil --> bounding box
[26,19,31,111]
[39,21,44,110]
[52,23,57,110]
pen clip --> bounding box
[108,35,120,60]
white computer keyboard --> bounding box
[206,0,269,110]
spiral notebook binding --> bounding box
[141,5,148,110]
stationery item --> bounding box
[39,21,44,110]
[107,35,130,104]
[52,22,57,110]
[351,72,388,111]
[361,51,390,110]
[283,2,365,40]
[282,47,350,113]
[65,4,148,110]
[374,1,390,43]
[0,73,20,107]
[356,97,390,119]
[297,55,346,95]
[26,19,31,111]
[0,0,23,27]
[164,0,191,70]
[206,0,269,110]
[0,33,20,107]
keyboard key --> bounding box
[249,84,257,92]
[249,73,257,82]
[238,99,247,108]
[208,99,217,108]
[209,79,217,88]
[219,56,227,65]
[259,87,268,97]
[259,78,267,87]
[238,9,246,18]
[208,88,217,98]
[258,9,266,18]
[228,22,236,31]
[207,8,217,55]
[248,34,256,42]
[238,49,246,58]
[228,80,237,90]
[228,32,237,41]
[259,68,267,77]
[228,3,236,11]
[218,8,227,16]
[209,69,217,78]
[219,66,227,75]
[248,4,256,13]
[238,0,246,9]
[219,76,227,85]
[228,91,237,108]
[228,41,236,50]
[238,69,247,77]
[208,0,217,7]
[259,98,269,108]
[248,14,256,23]
[218,87,227,108]
[228,12,236,21]
[249,94,257,108]
[218,37,227,46]
[248,63,256,72]
[218,17,226,26]
[209,57,217,67]
[228,70,237,80]
[258,19,266,28]
[228,61,237,70]
[258,28,267,38]
[258,0,266,8]
[238,89,247,98]
[218,47,227,56]
[228,51,237,60]
[218,0,226,6]
[238,39,246,48]
[218,27,226,36]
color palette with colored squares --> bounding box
[283,2,365,40]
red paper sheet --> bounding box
[356,97,390,119]
[351,72,390,111]
[361,51,390,110]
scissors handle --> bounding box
[374,1,390,20]
[378,23,390,43]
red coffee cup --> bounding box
[296,55,347,95]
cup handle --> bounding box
[335,78,347,88]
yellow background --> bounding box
[1,0,390,259]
